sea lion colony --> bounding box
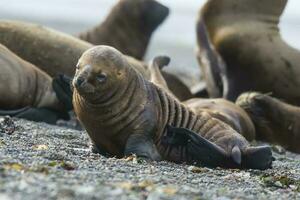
[0,0,299,169]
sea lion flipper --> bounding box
[153,56,170,70]
[0,107,31,116]
[90,143,111,158]
[166,125,229,168]
[52,74,73,111]
[231,145,242,165]
[0,107,69,124]
[196,17,228,98]
[242,146,273,170]
[124,133,162,161]
[149,55,171,92]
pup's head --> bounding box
[73,45,130,103]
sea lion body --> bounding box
[73,46,273,169]
[0,20,90,77]
[237,92,300,153]
[0,20,191,101]
[79,0,169,60]
[197,0,300,104]
[0,44,61,110]
[184,98,255,141]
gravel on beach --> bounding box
[0,117,299,200]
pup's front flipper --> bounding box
[166,126,273,169]
[0,107,69,124]
[124,133,162,161]
[90,142,112,158]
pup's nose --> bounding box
[75,77,85,87]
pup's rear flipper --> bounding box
[242,146,274,170]
[166,126,229,168]
[0,107,69,124]
[166,126,273,169]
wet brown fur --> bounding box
[237,92,300,153]
[73,46,250,163]
[197,0,300,104]
[0,43,62,111]
[0,20,191,101]
[184,98,255,141]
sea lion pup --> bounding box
[73,45,273,169]
[0,44,72,124]
[0,20,191,101]
[79,0,169,60]
[237,92,300,154]
[197,0,300,104]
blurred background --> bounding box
[0,0,299,88]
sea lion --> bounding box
[183,98,255,142]
[0,20,192,101]
[147,55,255,141]
[72,45,273,169]
[0,20,90,77]
[0,43,72,124]
[79,0,169,60]
[197,0,300,104]
[237,92,300,154]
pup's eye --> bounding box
[96,73,107,83]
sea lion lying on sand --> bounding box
[0,20,192,101]
[237,92,300,154]
[184,98,255,142]
[197,0,300,104]
[0,44,72,124]
[79,0,169,60]
[72,45,273,169]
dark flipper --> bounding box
[242,146,274,170]
[0,107,31,116]
[52,74,73,111]
[196,18,227,98]
[153,56,170,70]
[124,134,162,161]
[166,125,229,168]
[166,125,273,169]
[91,143,112,158]
[0,107,69,125]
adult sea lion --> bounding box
[197,0,300,104]
[72,45,273,169]
[237,92,300,154]
[0,44,72,124]
[79,0,169,60]
[0,20,192,101]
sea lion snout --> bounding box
[73,65,96,95]
[74,77,85,87]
